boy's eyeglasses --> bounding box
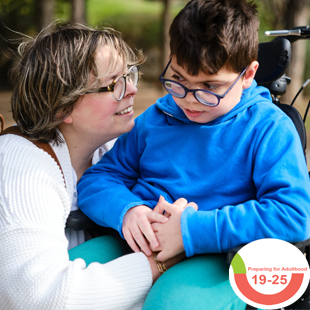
[159,59,247,107]
[86,65,139,101]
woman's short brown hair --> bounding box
[169,0,259,75]
[10,21,144,144]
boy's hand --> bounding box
[151,198,198,261]
[122,205,168,256]
[153,196,193,217]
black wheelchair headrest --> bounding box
[255,38,291,85]
[255,39,307,155]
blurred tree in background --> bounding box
[1,0,310,106]
[36,0,55,30]
[162,0,172,68]
[71,0,86,24]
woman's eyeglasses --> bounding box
[159,59,247,107]
[86,65,139,101]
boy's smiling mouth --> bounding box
[116,105,133,115]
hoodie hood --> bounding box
[155,80,272,125]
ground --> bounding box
[0,81,165,128]
[1,81,310,167]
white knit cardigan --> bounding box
[0,133,152,310]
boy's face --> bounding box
[169,56,256,123]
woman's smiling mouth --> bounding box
[116,105,133,115]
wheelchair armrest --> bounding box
[226,238,310,265]
[227,245,245,265]
[293,237,310,253]
[66,209,98,231]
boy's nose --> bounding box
[184,91,199,104]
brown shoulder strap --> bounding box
[0,114,4,133]
[0,126,66,188]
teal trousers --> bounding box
[69,238,246,310]
[68,235,124,266]
[143,254,246,310]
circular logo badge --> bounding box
[229,239,310,309]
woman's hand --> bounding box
[151,197,198,261]
[147,251,186,283]
[122,205,168,256]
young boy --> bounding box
[78,0,310,264]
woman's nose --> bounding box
[125,80,138,97]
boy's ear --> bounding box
[242,61,259,89]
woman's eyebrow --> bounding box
[104,73,118,82]
[105,65,129,82]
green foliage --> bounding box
[55,0,71,21]
[0,0,34,16]
[0,0,37,33]
[2,0,310,90]
[255,0,276,43]
[0,0,37,89]
[72,0,184,50]
[88,0,162,18]
[304,39,310,99]
[86,0,163,49]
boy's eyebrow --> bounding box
[170,64,227,84]
[170,65,185,79]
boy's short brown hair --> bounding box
[169,0,259,75]
[10,22,144,144]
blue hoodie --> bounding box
[78,81,310,256]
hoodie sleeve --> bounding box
[181,115,310,256]
[78,116,152,237]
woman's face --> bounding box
[67,47,137,143]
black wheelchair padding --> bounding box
[255,38,307,157]
[255,38,291,85]
[66,209,97,231]
[67,210,133,254]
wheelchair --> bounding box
[229,27,310,310]
[67,27,310,310]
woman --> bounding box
[0,22,183,310]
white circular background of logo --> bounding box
[229,239,310,309]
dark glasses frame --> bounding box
[86,65,140,101]
[159,59,247,107]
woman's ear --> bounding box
[242,61,259,89]
[62,115,73,124]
